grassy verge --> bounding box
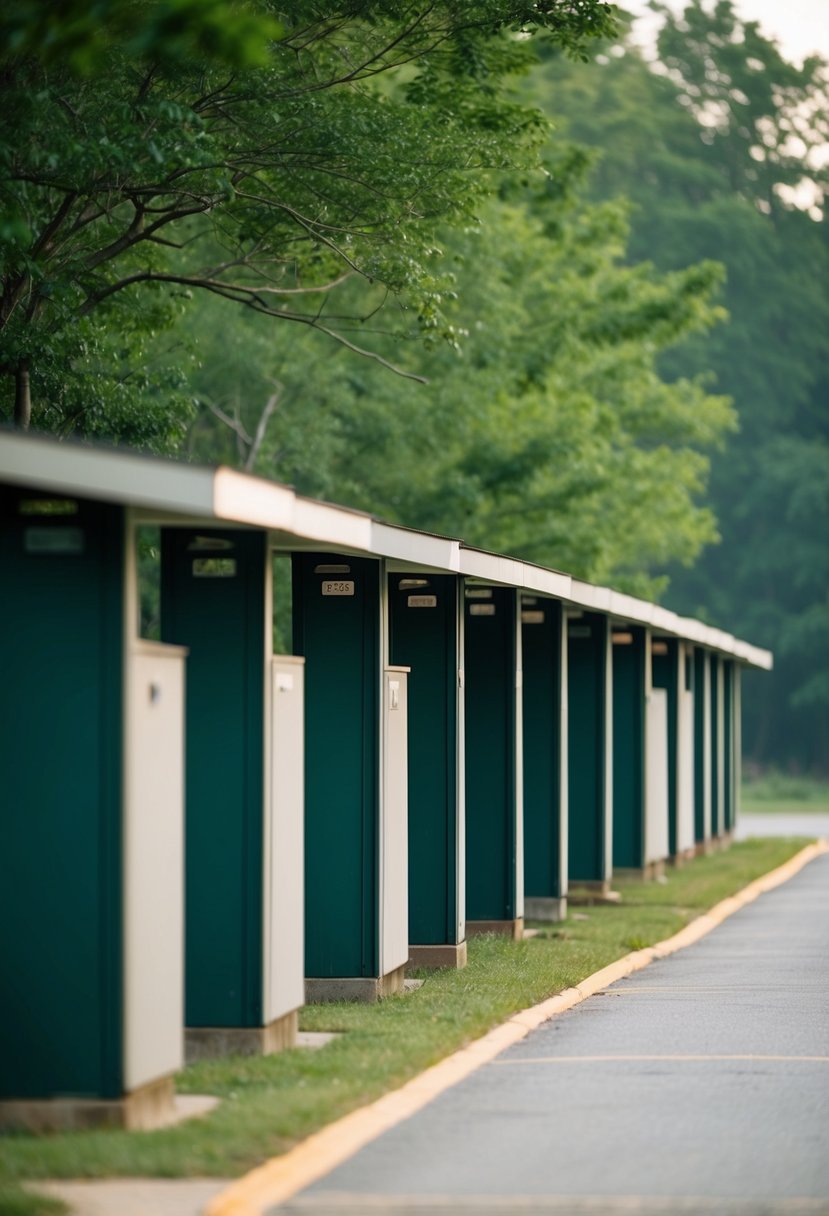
[0,837,814,1214]
[742,773,829,814]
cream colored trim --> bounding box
[0,432,773,669]
[0,432,215,514]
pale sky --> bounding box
[623,0,829,65]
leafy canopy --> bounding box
[186,151,733,598]
[0,0,616,436]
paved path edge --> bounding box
[207,840,829,1216]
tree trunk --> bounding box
[14,360,31,430]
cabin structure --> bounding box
[0,431,771,1130]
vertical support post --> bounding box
[567,612,612,893]
[693,648,713,853]
[611,626,646,875]
[295,553,403,1001]
[464,585,523,938]
[389,574,466,968]
[162,527,300,1052]
[522,597,566,922]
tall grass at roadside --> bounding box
[0,837,814,1215]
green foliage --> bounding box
[0,0,616,433]
[0,0,283,74]
[742,772,829,809]
[187,152,732,594]
[527,2,829,770]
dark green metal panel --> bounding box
[652,640,679,858]
[612,629,646,870]
[294,554,379,978]
[522,599,562,900]
[722,661,734,831]
[710,655,721,836]
[464,586,517,921]
[0,488,123,1099]
[389,574,458,946]
[693,648,707,843]
[568,613,608,883]
[161,528,265,1028]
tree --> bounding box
[186,151,733,597]
[0,0,616,433]
[528,2,829,769]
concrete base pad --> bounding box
[305,963,406,1004]
[185,1009,298,1063]
[669,847,697,868]
[567,885,622,906]
[0,1075,176,1133]
[614,859,667,882]
[407,942,468,970]
[524,896,567,923]
[695,832,734,856]
[466,919,524,941]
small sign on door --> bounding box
[322,580,355,596]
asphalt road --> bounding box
[273,853,829,1216]
[736,811,829,841]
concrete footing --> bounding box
[305,963,406,1004]
[695,832,734,857]
[669,847,697,869]
[524,896,567,923]
[0,1075,176,1133]
[466,918,524,941]
[407,942,468,970]
[567,883,621,906]
[185,1009,298,1063]
[614,859,667,882]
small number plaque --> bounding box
[469,603,496,616]
[322,580,355,596]
[521,610,545,624]
[408,594,437,608]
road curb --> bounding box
[206,839,828,1216]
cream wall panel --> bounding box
[646,688,670,865]
[265,657,305,1023]
[677,647,696,854]
[123,644,186,1091]
[382,668,410,975]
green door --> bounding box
[464,586,518,922]
[612,628,645,871]
[693,647,707,843]
[0,489,123,1099]
[294,554,379,979]
[522,599,563,901]
[161,528,265,1028]
[389,574,458,946]
[710,655,721,836]
[722,660,734,832]
[652,640,679,857]
[568,613,609,883]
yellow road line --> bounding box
[207,839,829,1216]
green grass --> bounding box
[0,837,814,1216]
[742,773,829,814]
